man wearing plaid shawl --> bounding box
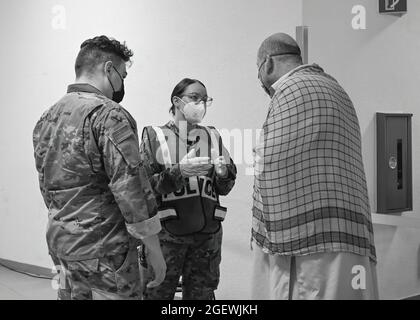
[251,33,378,300]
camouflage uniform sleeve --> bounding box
[140,126,186,195]
[95,107,161,239]
[32,114,51,208]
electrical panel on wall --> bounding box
[377,113,413,213]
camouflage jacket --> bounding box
[33,84,161,261]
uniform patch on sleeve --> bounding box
[111,122,133,144]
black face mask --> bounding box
[108,66,125,103]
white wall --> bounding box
[303,0,420,299]
[3,0,417,301]
[0,0,303,299]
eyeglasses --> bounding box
[181,94,213,107]
[257,52,300,73]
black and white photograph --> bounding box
[0,0,419,308]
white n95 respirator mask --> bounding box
[180,101,206,125]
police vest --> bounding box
[151,125,228,236]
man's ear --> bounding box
[265,56,274,75]
[104,61,113,74]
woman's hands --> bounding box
[179,148,213,178]
[179,148,229,178]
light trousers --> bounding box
[251,246,379,300]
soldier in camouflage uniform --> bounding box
[32,36,166,300]
[140,78,237,300]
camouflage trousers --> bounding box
[50,254,71,300]
[54,248,141,300]
[143,227,223,300]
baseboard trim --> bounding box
[402,294,420,300]
[0,258,53,279]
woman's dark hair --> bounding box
[169,78,206,115]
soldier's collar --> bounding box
[67,83,105,96]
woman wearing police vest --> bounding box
[140,78,237,300]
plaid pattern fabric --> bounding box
[252,64,376,262]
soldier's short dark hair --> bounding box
[75,35,133,78]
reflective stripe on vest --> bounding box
[214,207,227,220]
[158,207,226,221]
[204,127,221,157]
[162,176,217,202]
[152,126,172,169]
[158,208,177,220]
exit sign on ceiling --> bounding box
[379,0,407,14]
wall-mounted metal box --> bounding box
[377,113,413,213]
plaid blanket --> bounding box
[252,64,376,262]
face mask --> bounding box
[260,79,272,96]
[258,60,271,97]
[180,100,206,125]
[107,66,125,103]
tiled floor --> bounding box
[0,265,56,300]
